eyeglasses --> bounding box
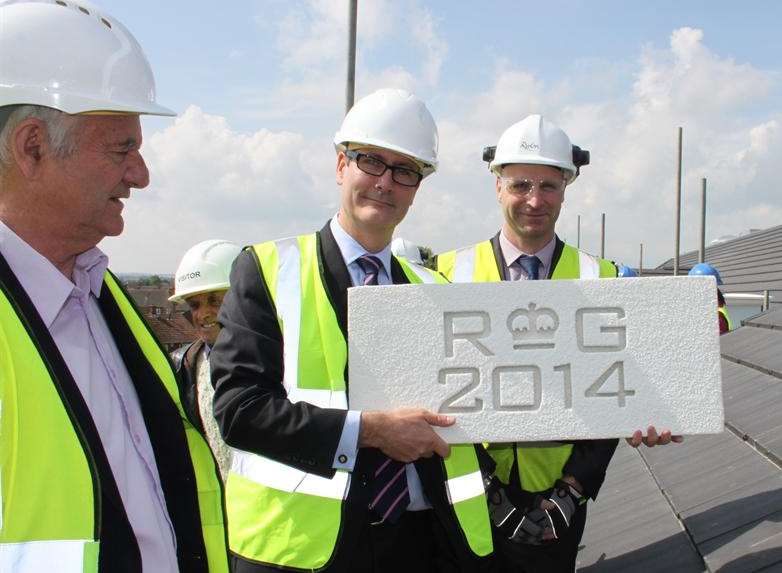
[499,177,565,197]
[345,150,423,187]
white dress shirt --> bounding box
[329,215,431,511]
[0,220,179,572]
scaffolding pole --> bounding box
[345,0,358,115]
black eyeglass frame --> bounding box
[344,149,423,187]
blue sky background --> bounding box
[96,0,782,273]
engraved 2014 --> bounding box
[438,303,635,414]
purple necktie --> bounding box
[356,254,383,286]
[356,254,410,524]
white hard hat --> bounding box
[169,240,242,303]
[390,237,423,264]
[490,115,577,183]
[0,0,174,116]
[334,88,438,177]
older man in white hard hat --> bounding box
[210,89,496,572]
[170,239,241,480]
[437,115,681,572]
[0,2,228,571]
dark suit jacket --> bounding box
[211,222,493,571]
[460,233,619,500]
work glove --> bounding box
[483,475,546,545]
[524,479,583,541]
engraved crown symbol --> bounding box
[507,303,559,341]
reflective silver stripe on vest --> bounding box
[230,449,350,500]
[445,470,485,505]
[275,237,302,395]
[404,261,439,284]
[234,237,349,501]
[453,247,476,283]
[577,251,601,279]
[287,388,347,409]
[0,539,93,573]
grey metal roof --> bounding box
[576,308,782,571]
[655,224,782,296]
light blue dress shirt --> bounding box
[329,215,431,511]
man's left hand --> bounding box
[626,426,685,448]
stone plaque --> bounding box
[348,277,723,443]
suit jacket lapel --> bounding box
[317,221,352,340]
[390,256,412,285]
[548,235,565,279]
[489,232,510,281]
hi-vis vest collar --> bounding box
[0,252,228,573]
[437,234,612,284]
[225,232,493,570]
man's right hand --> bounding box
[359,408,455,462]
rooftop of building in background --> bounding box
[578,307,782,572]
[655,223,782,296]
[121,276,195,352]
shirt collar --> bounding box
[499,230,557,272]
[329,215,393,278]
[0,219,108,328]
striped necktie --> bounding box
[356,254,382,286]
[355,254,410,523]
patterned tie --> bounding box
[355,254,410,524]
[356,254,383,286]
[517,254,542,280]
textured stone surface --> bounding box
[348,277,723,442]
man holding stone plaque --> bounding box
[211,89,496,572]
[436,115,675,572]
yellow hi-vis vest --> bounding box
[0,270,228,572]
[437,239,617,493]
[225,234,493,570]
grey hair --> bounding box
[0,105,82,172]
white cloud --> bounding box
[394,27,781,268]
[101,106,340,273]
[410,4,448,86]
[104,27,780,277]
[238,0,449,125]
[277,0,394,71]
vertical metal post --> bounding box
[639,243,644,276]
[345,0,358,115]
[699,178,707,263]
[674,127,683,275]
[600,213,606,258]
[763,290,770,312]
[577,215,581,249]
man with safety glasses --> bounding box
[210,89,496,572]
[436,115,680,572]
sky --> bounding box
[96,0,782,273]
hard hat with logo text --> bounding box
[170,240,242,303]
[334,88,438,177]
[688,263,723,285]
[0,0,174,116]
[490,114,577,182]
